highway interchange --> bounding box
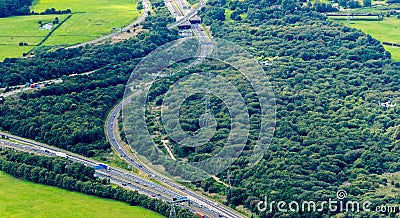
[105,1,245,216]
[0,0,247,217]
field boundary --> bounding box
[37,14,72,46]
[383,41,400,47]
[26,14,72,55]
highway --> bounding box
[67,0,151,49]
[0,134,214,217]
[103,1,246,218]
[106,92,245,218]
[1,0,245,217]
[168,0,208,29]
[1,70,96,98]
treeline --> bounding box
[0,149,196,218]
[32,8,72,15]
[0,0,34,17]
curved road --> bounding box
[1,0,245,217]
[104,1,245,218]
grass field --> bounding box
[0,171,163,218]
[0,0,140,60]
[31,0,140,46]
[336,17,400,62]
[0,14,67,60]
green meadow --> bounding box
[337,17,400,62]
[0,0,140,60]
[0,171,163,218]
[31,0,140,46]
[0,14,67,60]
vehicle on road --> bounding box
[195,212,205,218]
[94,163,109,170]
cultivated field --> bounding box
[346,17,400,62]
[329,3,400,62]
[0,171,163,218]
[333,16,400,62]
[0,14,67,60]
[31,0,140,46]
[0,0,140,60]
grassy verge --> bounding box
[0,171,163,218]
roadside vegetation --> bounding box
[0,148,195,218]
[1,0,400,217]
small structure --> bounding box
[189,16,201,24]
[379,101,397,108]
[39,23,53,30]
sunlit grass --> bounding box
[0,171,163,218]
[335,17,400,62]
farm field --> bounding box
[31,0,140,46]
[0,171,163,218]
[0,0,140,60]
[0,14,67,60]
[336,17,400,62]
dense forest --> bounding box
[0,0,34,17]
[125,0,400,216]
[0,149,195,218]
[0,1,178,157]
[1,0,400,217]
[195,0,400,217]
